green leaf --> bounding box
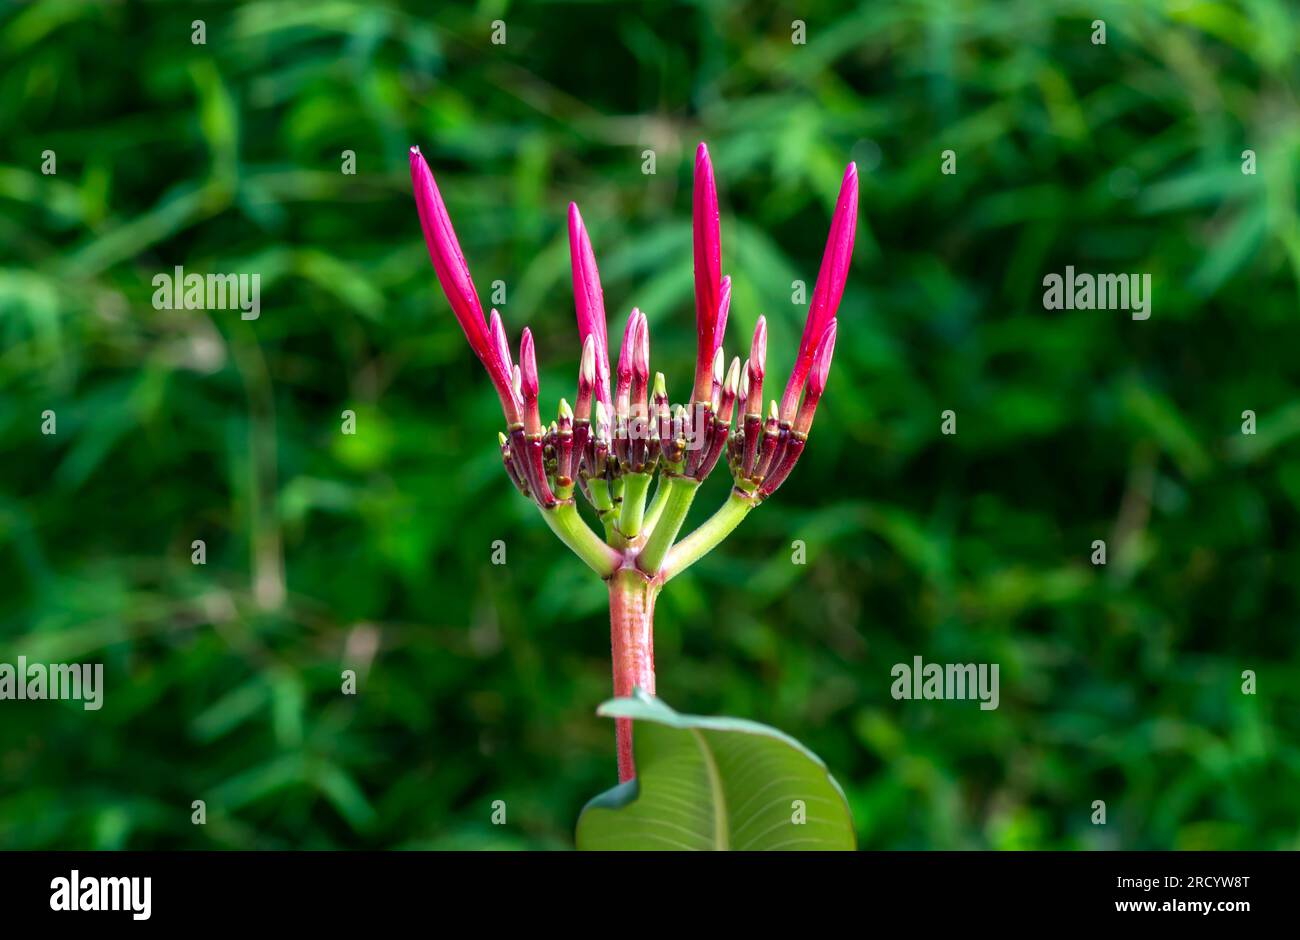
[576,693,855,851]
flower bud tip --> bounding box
[633,310,650,379]
[519,328,539,400]
[580,334,596,385]
[808,320,838,398]
[750,316,767,378]
[725,356,741,394]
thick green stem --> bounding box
[635,477,699,575]
[608,567,658,781]
[641,477,670,535]
[589,477,615,513]
[587,480,620,545]
[600,514,623,548]
[618,472,653,538]
[661,487,758,581]
[540,501,621,577]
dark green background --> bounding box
[2,0,1298,849]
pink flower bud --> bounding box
[749,315,767,380]
[410,146,520,423]
[795,321,837,437]
[519,328,541,434]
[713,275,732,359]
[488,309,522,412]
[489,309,512,369]
[745,316,767,417]
[615,308,638,418]
[568,202,612,411]
[633,310,650,382]
[692,142,722,402]
[806,320,837,401]
[780,161,857,421]
[520,329,539,399]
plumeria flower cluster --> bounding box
[410,142,857,780]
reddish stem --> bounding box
[608,567,658,781]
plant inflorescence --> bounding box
[410,142,857,779]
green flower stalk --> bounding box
[409,143,858,782]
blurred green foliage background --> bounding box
[2,0,1299,850]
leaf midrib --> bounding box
[689,728,728,850]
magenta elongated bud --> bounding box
[806,321,836,401]
[628,312,650,469]
[713,275,732,359]
[410,146,520,424]
[615,308,639,420]
[520,328,540,400]
[410,147,487,353]
[633,310,650,384]
[795,321,837,436]
[568,203,612,412]
[520,328,541,435]
[749,316,767,379]
[692,142,722,403]
[780,161,857,421]
[745,316,766,418]
[632,312,650,437]
[489,308,514,376]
